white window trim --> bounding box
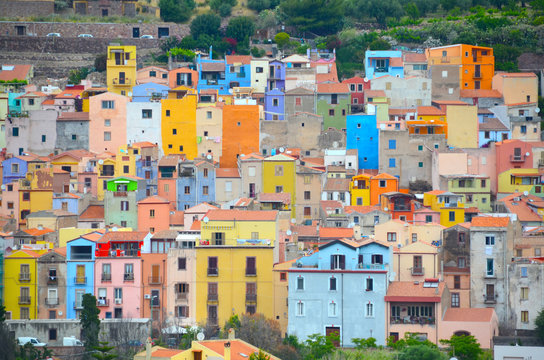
[296,276,305,291]
[328,301,337,317]
[296,301,305,316]
[365,302,374,318]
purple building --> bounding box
[265,88,285,120]
[268,60,285,91]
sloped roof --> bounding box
[344,205,383,214]
[317,83,349,94]
[99,231,148,243]
[385,281,445,302]
[226,55,252,65]
[57,112,90,121]
[319,227,354,239]
[79,205,104,220]
[151,230,178,239]
[403,52,427,63]
[500,193,543,222]
[257,192,291,204]
[498,72,537,78]
[22,227,54,236]
[443,308,495,322]
[0,64,32,81]
[365,90,386,97]
[479,117,508,131]
[201,62,225,72]
[372,173,398,180]
[169,211,184,226]
[138,195,169,204]
[216,168,240,178]
[324,178,351,191]
[197,339,279,360]
[460,89,502,98]
[417,106,445,116]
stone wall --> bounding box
[0,1,54,18]
[0,21,190,39]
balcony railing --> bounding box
[411,267,425,276]
[484,294,496,304]
[443,202,459,208]
[113,191,128,197]
[124,273,134,281]
[47,276,58,285]
[101,171,115,176]
[390,316,435,325]
[473,71,482,79]
[148,276,162,284]
[18,296,31,304]
[74,276,87,285]
[45,297,59,306]
[114,298,123,305]
[393,205,410,211]
[112,78,132,85]
[19,273,30,281]
[358,263,385,270]
[246,294,257,303]
[102,273,111,281]
[510,154,527,163]
[207,268,218,276]
[207,293,218,302]
[207,317,218,326]
[245,268,257,276]
[97,298,110,307]
[176,293,188,301]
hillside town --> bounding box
[1,40,544,359]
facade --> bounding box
[66,236,97,319]
[6,110,57,156]
[215,168,241,204]
[126,102,162,149]
[196,105,223,159]
[104,176,147,228]
[238,153,264,199]
[316,83,350,130]
[176,160,216,211]
[137,196,170,233]
[221,105,260,168]
[161,86,198,158]
[442,224,472,309]
[56,112,90,151]
[106,45,137,96]
[89,92,129,153]
[262,154,297,218]
[346,114,378,170]
[364,50,404,80]
[445,175,491,212]
[285,87,315,118]
[264,88,285,121]
[370,75,431,108]
[295,164,324,224]
[166,247,196,326]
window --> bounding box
[177,257,187,270]
[535,248,541,256]
[120,201,129,211]
[297,301,305,316]
[379,180,386,188]
[451,293,460,308]
[208,257,218,276]
[329,276,337,291]
[280,272,287,281]
[304,191,311,200]
[486,258,494,276]
[102,100,114,109]
[148,209,155,218]
[389,158,396,168]
[521,267,528,278]
[521,125,527,134]
[521,287,529,300]
[104,132,111,141]
[246,257,256,276]
[329,109,335,116]
[225,181,232,192]
[166,110,170,117]
[297,276,304,290]
[485,235,495,246]
[411,233,417,243]
[449,211,455,222]
[425,215,433,223]
[172,128,177,135]
[454,275,461,289]
[365,302,374,317]
[184,186,190,194]
[521,311,529,323]
[418,162,423,168]
[330,254,346,270]
[295,97,301,106]
[275,165,283,176]
[115,288,123,301]
[388,140,396,149]
[41,134,46,143]
[275,186,283,193]
[387,232,397,242]
[123,165,129,174]
[458,257,466,268]
[202,186,209,195]
[366,278,373,291]
[12,127,19,137]
[142,109,152,118]
[22,192,30,201]
[353,216,359,224]
[176,306,189,318]
[328,301,337,317]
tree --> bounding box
[440,334,482,360]
[536,308,544,343]
[274,32,290,49]
[81,293,101,352]
[159,0,195,23]
[94,54,107,72]
[234,314,282,354]
[248,0,279,11]
[280,0,345,35]
[404,2,420,20]
[0,305,16,360]
[360,0,404,26]
[399,344,445,360]
[226,17,256,46]
[351,337,377,349]
[92,341,117,360]
[305,332,339,359]
[167,48,196,62]
[249,350,271,360]
[190,13,222,39]
[368,39,391,50]
[68,67,90,85]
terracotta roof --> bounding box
[23,227,54,236]
[320,200,343,212]
[190,220,201,230]
[200,89,218,95]
[169,211,184,226]
[54,193,81,199]
[471,216,510,227]
[80,231,105,241]
[432,100,469,105]
[51,149,95,161]
[234,198,253,207]
[478,108,494,114]
[385,281,445,302]
[79,205,104,220]
[465,207,480,214]
[138,195,169,204]
[460,89,502,98]
[0,64,32,81]
[16,91,46,99]
[55,88,83,99]
[132,141,157,148]
[317,83,350,94]
[479,117,508,131]
[324,178,351,191]
[226,55,252,65]
[197,339,279,360]
[319,227,354,239]
[414,207,438,213]
[239,153,264,160]
[151,348,183,358]
[293,224,318,237]
[151,230,178,239]
[216,168,240,178]
[365,90,386,98]
[426,190,445,195]
[257,192,291,204]
[201,62,225,72]
[417,106,445,116]
[443,308,495,322]
[52,247,67,256]
[498,72,537,78]
[403,52,427,63]
[42,99,54,105]
[500,193,544,222]
[389,108,415,116]
[99,231,147,243]
[159,155,182,167]
[8,249,43,258]
[57,112,89,121]
[344,205,382,214]
[205,209,278,221]
[372,173,398,180]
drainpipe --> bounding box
[341,273,344,347]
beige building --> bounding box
[136,66,169,86]
[238,153,264,199]
[375,219,444,247]
[215,168,242,204]
[492,72,538,106]
[370,75,431,108]
[444,102,479,148]
[273,259,296,335]
[250,59,269,93]
[37,248,66,319]
[196,105,223,160]
[166,248,196,326]
[260,113,323,156]
[392,240,440,282]
[295,164,324,224]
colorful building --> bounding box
[423,191,465,227]
[364,50,404,80]
[316,83,350,130]
[89,92,129,153]
[66,234,97,319]
[262,154,296,218]
[161,86,198,158]
[106,45,137,96]
[137,195,170,234]
[221,105,260,168]
[346,114,378,169]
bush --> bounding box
[94,54,107,72]
[218,3,233,17]
[159,0,195,23]
[190,13,221,38]
[368,38,391,50]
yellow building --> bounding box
[194,246,274,328]
[4,250,45,319]
[106,45,137,96]
[392,240,440,281]
[18,169,54,226]
[365,90,389,123]
[497,168,540,195]
[423,190,465,227]
[445,103,478,149]
[161,87,198,158]
[273,259,296,335]
[262,154,297,218]
[349,173,371,206]
[115,145,138,177]
[97,156,117,201]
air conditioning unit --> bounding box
[144,294,151,299]
[115,298,122,304]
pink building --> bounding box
[136,66,169,86]
[137,195,170,233]
[0,181,19,219]
[439,308,499,349]
[342,76,369,113]
[413,207,440,224]
[94,231,144,319]
[495,139,534,177]
[89,92,129,153]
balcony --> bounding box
[176,293,188,301]
[47,276,57,285]
[443,202,459,208]
[18,296,31,304]
[148,276,162,285]
[393,205,410,212]
[19,273,30,281]
[411,267,425,276]
[390,316,435,325]
[124,273,134,281]
[101,170,115,177]
[74,276,87,285]
[245,268,257,276]
[208,317,218,326]
[97,298,110,307]
[112,78,132,85]
[45,297,59,306]
[207,268,218,276]
[484,294,496,304]
[113,191,128,197]
[375,66,388,73]
[114,298,123,305]
[358,263,385,270]
[101,273,111,282]
[207,293,218,302]
[245,294,257,303]
[74,302,83,309]
[510,154,528,163]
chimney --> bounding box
[224,341,231,360]
[145,337,152,360]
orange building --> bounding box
[141,252,168,327]
[157,155,182,210]
[137,196,171,234]
[220,105,260,168]
[168,68,199,89]
[426,44,494,90]
[369,173,399,206]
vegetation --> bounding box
[440,334,483,360]
[536,307,544,343]
[80,293,101,352]
[158,0,195,23]
[92,341,117,360]
[68,67,90,85]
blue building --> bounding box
[2,156,30,185]
[196,50,229,96]
[346,114,379,169]
[66,235,97,319]
[268,60,285,92]
[287,239,392,346]
[176,159,216,210]
[131,82,169,102]
[136,156,158,196]
[364,50,404,80]
[478,113,510,147]
[52,193,80,214]
[225,55,251,89]
[264,88,285,120]
[8,92,25,114]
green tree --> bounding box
[179,326,201,350]
[80,293,101,352]
[167,47,196,61]
[404,2,420,20]
[159,0,195,23]
[68,67,90,85]
[274,32,290,48]
[92,341,117,360]
[536,308,544,343]
[280,0,345,35]
[0,305,15,360]
[234,314,282,354]
[94,54,107,72]
[399,344,445,360]
[190,13,222,39]
[248,0,280,11]
[351,337,377,349]
[440,334,482,360]
[368,38,391,50]
[305,332,338,359]
[226,17,256,46]
[249,350,271,360]
[360,0,404,26]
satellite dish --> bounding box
[279,147,285,153]
[98,159,104,165]
[196,332,205,341]
[523,191,529,196]
[206,154,212,160]
[203,216,209,223]
[291,218,296,224]
[332,141,339,148]
[218,97,223,102]
[286,229,292,236]
[0,185,5,190]
[240,154,245,158]
[397,243,402,248]
[363,77,368,82]
[526,152,530,157]
[384,207,388,212]
[536,107,540,113]
[228,89,233,94]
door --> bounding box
[48,289,57,304]
[151,265,160,283]
[486,284,495,301]
[325,327,340,347]
[249,183,255,198]
[132,27,140,38]
[76,265,85,284]
[119,72,126,85]
[389,332,399,343]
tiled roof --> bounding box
[55,88,83,99]
[426,190,446,195]
[293,224,318,237]
[132,141,157,148]
[216,168,240,178]
[201,62,225,72]
[443,308,495,322]
[403,52,427,62]
[317,83,350,94]
[151,349,183,358]
[23,227,54,236]
[500,193,543,222]
[0,64,32,81]
[234,197,253,207]
[138,195,169,204]
[190,220,201,230]
[99,231,147,243]
[319,227,354,239]
[197,339,279,360]
[385,281,445,302]
[57,112,90,121]
[460,89,502,98]
[498,72,537,78]
[226,55,252,65]
[239,153,264,160]
[169,211,184,226]
[432,100,469,105]
[471,216,510,227]
[51,149,95,161]
[151,230,178,239]
[320,200,343,211]
[159,155,182,167]
[389,57,404,67]
[42,99,54,105]
[417,106,445,116]
[79,205,104,220]
[257,192,291,204]
[372,173,397,180]
[344,205,382,214]
[389,108,414,116]
[205,209,278,221]
[323,178,351,191]
[365,90,386,97]
[479,117,508,131]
